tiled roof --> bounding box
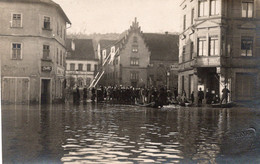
[2,0,71,24]
[99,40,117,50]
[66,39,97,60]
[143,33,179,61]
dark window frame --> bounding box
[12,13,22,27]
[242,2,254,18]
[12,43,22,60]
[43,45,50,59]
[43,16,51,30]
[241,37,253,57]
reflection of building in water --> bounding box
[176,108,232,163]
[178,0,260,104]
[0,0,71,104]
[65,39,99,88]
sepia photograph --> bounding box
[1,0,260,163]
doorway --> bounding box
[235,73,257,101]
[41,79,51,104]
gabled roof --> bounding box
[1,0,71,24]
[99,40,117,50]
[143,33,179,61]
[66,39,97,60]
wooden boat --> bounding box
[135,102,156,107]
[211,102,235,108]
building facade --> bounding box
[144,33,179,90]
[179,0,260,103]
[98,18,179,89]
[0,0,71,104]
[101,18,151,87]
[65,39,99,88]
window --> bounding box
[183,15,186,30]
[133,36,138,43]
[70,63,75,71]
[191,8,194,25]
[43,45,50,59]
[130,72,139,80]
[198,38,207,56]
[210,37,219,56]
[64,29,66,40]
[181,76,184,92]
[130,58,139,66]
[182,46,186,62]
[60,50,62,66]
[87,64,91,71]
[210,0,218,16]
[132,45,138,53]
[102,50,107,58]
[12,43,22,59]
[94,64,98,71]
[111,47,115,53]
[63,52,66,67]
[241,37,253,56]
[57,22,59,36]
[242,2,253,18]
[56,48,59,64]
[199,1,206,17]
[12,14,22,27]
[78,64,83,71]
[61,26,63,38]
[190,42,194,59]
[43,16,50,30]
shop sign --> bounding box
[42,66,52,72]
[170,64,178,71]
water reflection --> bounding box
[2,103,260,163]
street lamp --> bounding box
[166,71,170,90]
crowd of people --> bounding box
[65,84,230,107]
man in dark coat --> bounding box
[91,87,96,102]
[220,85,230,104]
[83,85,88,102]
[76,85,80,103]
[198,88,204,106]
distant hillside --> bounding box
[67,33,121,42]
[67,31,179,42]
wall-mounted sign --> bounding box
[170,64,178,71]
[42,66,52,72]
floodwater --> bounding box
[2,103,260,164]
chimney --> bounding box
[71,39,75,51]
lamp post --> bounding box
[166,71,170,90]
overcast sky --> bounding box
[53,0,181,34]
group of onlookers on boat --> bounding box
[65,84,230,107]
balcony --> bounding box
[194,56,221,67]
[179,56,222,72]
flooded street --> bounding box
[2,103,260,163]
